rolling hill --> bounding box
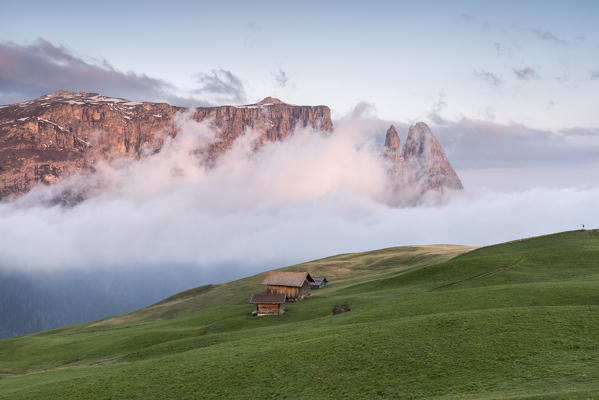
[1,230,599,399]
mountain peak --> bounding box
[257,97,284,105]
[402,121,463,191]
[54,90,76,96]
[403,122,439,159]
[382,122,463,203]
[384,125,401,149]
[408,122,433,139]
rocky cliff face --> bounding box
[383,125,404,167]
[402,122,463,192]
[0,91,461,203]
[0,91,332,199]
[383,122,463,202]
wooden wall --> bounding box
[299,280,311,297]
[257,303,284,315]
[267,285,298,298]
[266,281,311,300]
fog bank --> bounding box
[0,112,596,278]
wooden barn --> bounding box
[250,293,286,316]
[310,276,328,289]
[261,272,314,302]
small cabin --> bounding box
[261,272,314,302]
[250,293,286,316]
[310,276,328,289]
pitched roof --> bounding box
[312,277,327,284]
[249,292,287,304]
[261,272,314,287]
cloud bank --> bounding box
[1,111,598,278]
[0,38,247,107]
[431,119,599,170]
[0,39,186,105]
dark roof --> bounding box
[261,272,314,287]
[312,277,327,284]
[249,293,287,304]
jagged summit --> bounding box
[403,122,441,159]
[383,125,403,166]
[403,122,444,156]
[382,122,463,197]
[403,122,463,191]
[384,125,401,149]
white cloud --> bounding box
[1,111,598,277]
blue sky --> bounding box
[1,0,599,129]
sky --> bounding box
[1,0,599,130]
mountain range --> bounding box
[0,91,462,202]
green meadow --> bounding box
[1,230,599,399]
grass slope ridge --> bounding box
[1,231,599,399]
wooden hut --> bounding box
[310,276,328,289]
[250,293,286,316]
[261,272,314,302]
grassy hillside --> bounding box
[1,231,599,399]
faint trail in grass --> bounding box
[430,267,513,291]
[62,355,87,365]
[430,258,525,291]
